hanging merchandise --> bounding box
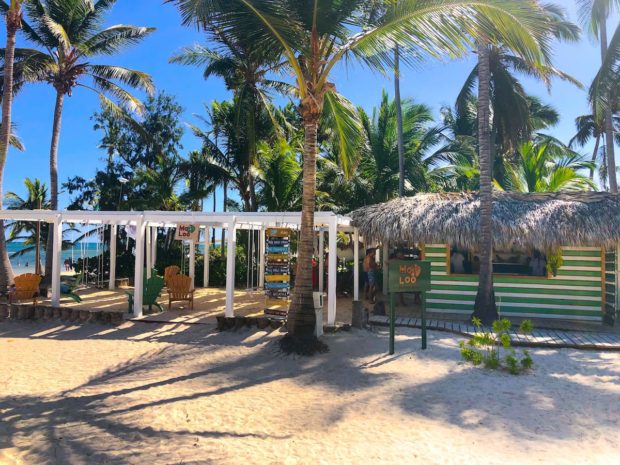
[264,228,292,317]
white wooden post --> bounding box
[382,241,389,296]
[50,214,62,307]
[133,215,146,317]
[109,224,117,290]
[259,227,265,288]
[225,217,237,317]
[189,239,196,290]
[327,218,337,325]
[151,227,157,272]
[353,228,360,301]
[319,230,324,294]
[203,227,210,287]
[146,225,152,278]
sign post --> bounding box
[388,260,432,353]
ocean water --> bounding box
[7,242,101,275]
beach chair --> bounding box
[164,265,180,286]
[60,272,84,303]
[8,273,42,305]
[126,275,165,315]
[167,274,195,310]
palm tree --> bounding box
[578,0,620,192]
[358,90,444,203]
[0,0,22,288]
[0,0,155,282]
[255,140,302,212]
[500,137,596,193]
[5,178,49,274]
[171,0,552,347]
[472,3,573,324]
[570,112,620,182]
[180,149,229,211]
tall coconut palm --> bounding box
[171,0,550,348]
[171,30,290,211]
[570,112,620,181]
[578,0,620,192]
[0,0,155,283]
[472,3,573,324]
[0,0,22,288]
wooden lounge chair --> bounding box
[9,273,42,305]
[167,274,194,310]
[126,275,165,315]
[164,265,180,286]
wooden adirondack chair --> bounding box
[9,274,42,305]
[167,274,195,310]
[164,265,180,287]
[126,275,165,314]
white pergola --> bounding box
[0,210,360,325]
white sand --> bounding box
[0,321,618,465]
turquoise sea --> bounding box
[7,242,100,275]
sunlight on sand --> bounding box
[1,322,619,464]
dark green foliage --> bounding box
[459,317,534,375]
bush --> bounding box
[459,318,534,375]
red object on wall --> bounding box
[312,258,319,289]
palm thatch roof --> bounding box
[350,192,620,251]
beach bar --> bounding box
[350,192,620,326]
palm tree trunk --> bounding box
[0,2,21,288]
[599,10,617,192]
[43,90,65,284]
[590,134,601,180]
[288,117,319,337]
[473,39,498,325]
[394,45,405,198]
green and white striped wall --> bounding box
[424,244,605,322]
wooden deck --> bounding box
[369,315,620,351]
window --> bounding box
[450,246,547,277]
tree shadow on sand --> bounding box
[1,324,395,464]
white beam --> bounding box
[225,217,237,317]
[203,227,210,287]
[353,228,360,301]
[259,227,265,288]
[50,215,62,307]
[327,218,337,325]
[189,239,196,290]
[382,241,389,296]
[109,224,117,290]
[146,226,152,278]
[318,230,324,294]
[133,215,146,317]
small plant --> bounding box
[546,250,564,277]
[459,318,534,375]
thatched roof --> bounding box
[349,192,620,251]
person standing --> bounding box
[363,249,378,304]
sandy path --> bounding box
[0,321,619,465]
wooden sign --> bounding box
[175,224,200,242]
[388,260,431,293]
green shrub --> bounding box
[460,317,534,375]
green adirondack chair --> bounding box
[126,275,165,314]
[60,272,84,303]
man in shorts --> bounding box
[363,248,378,304]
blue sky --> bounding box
[1,0,612,209]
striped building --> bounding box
[351,192,620,326]
[424,244,608,322]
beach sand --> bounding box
[1,321,618,465]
